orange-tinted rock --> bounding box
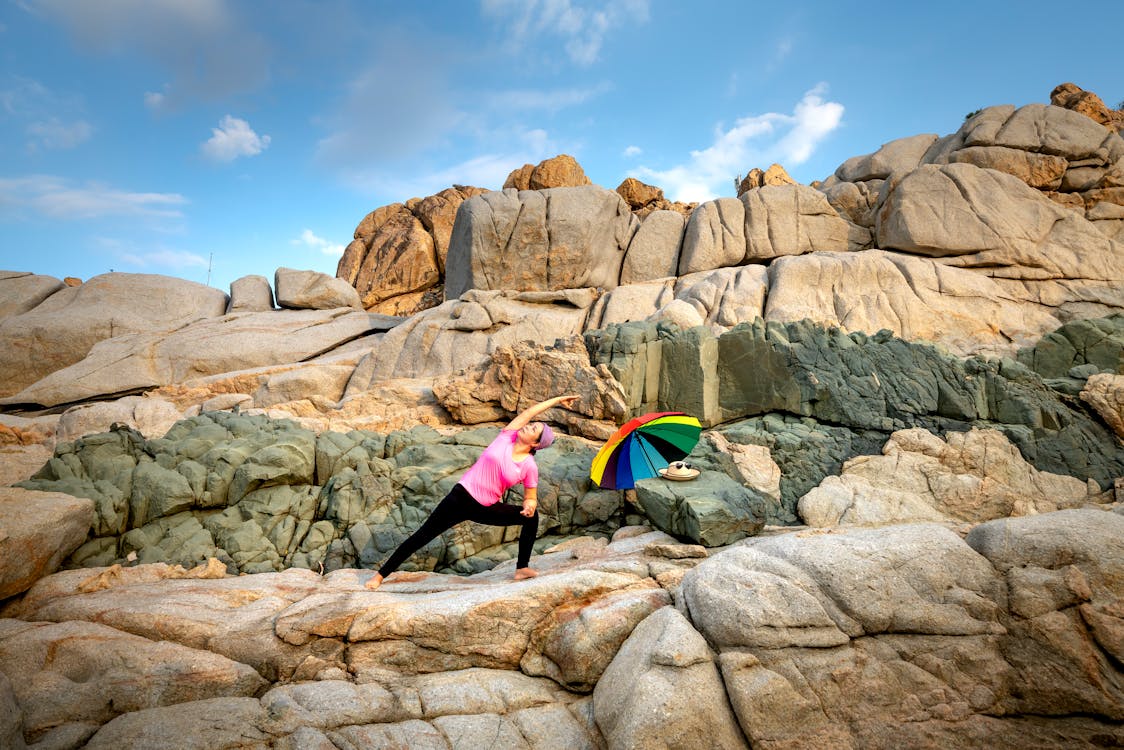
[737,163,796,194]
[529,154,592,190]
[503,163,534,190]
[1051,82,1124,133]
[616,177,664,210]
[354,211,439,308]
[63,277,82,287]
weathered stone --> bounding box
[275,267,362,311]
[677,197,745,274]
[0,618,266,743]
[412,185,487,273]
[352,208,439,311]
[0,271,64,319]
[616,177,664,210]
[83,697,270,750]
[0,273,228,399]
[1051,82,1124,133]
[766,249,1063,358]
[1081,372,1124,437]
[56,395,184,442]
[633,470,765,547]
[350,290,594,382]
[2,308,396,408]
[797,428,1093,527]
[835,133,939,182]
[736,163,796,194]
[446,187,637,298]
[227,274,274,313]
[1015,314,1124,378]
[620,210,685,283]
[529,154,591,190]
[742,184,851,260]
[0,488,94,599]
[593,607,747,750]
[944,145,1069,189]
[877,163,1124,284]
[503,163,534,190]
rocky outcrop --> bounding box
[0,273,228,399]
[337,185,487,316]
[797,428,1094,527]
[226,274,274,313]
[0,308,398,408]
[445,186,638,298]
[0,271,64,319]
[735,163,796,194]
[504,154,591,190]
[3,492,1122,748]
[584,317,1124,493]
[275,267,362,310]
[0,488,94,599]
[1051,82,1124,134]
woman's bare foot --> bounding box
[364,573,384,591]
[514,567,538,581]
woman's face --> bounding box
[518,422,545,446]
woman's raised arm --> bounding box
[505,395,579,431]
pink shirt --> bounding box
[459,429,539,506]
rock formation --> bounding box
[2,83,1124,749]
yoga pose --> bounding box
[365,394,579,590]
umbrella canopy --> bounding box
[590,411,702,490]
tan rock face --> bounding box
[445,186,637,298]
[275,267,362,311]
[797,428,1094,527]
[433,336,627,438]
[353,210,439,309]
[616,177,664,210]
[0,273,228,399]
[0,271,64,319]
[503,163,535,190]
[737,163,796,194]
[0,488,94,599]
[1051,82,1124,133]
[1081,373,1124,438]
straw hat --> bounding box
[658,461,700,481]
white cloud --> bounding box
[26,117,92,151]
[0,175,187,219]
[623,145,642,157]
[294,229,345,258]
[481,0,650,66]
[633,85,844,203]
[201,115,270,162]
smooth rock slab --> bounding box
[275,267,362,311]
[0,487,93,599]
[592,606,747,750]
[0,271,64,319]
[0,618,267,744]
[2,308,397,408]
[0,272,228,398]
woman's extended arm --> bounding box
[505,395,580,431]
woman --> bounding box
[365,394,579,590]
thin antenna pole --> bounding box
[206,253,213,286]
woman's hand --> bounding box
[520,496,538,517]
[506,394,581,431]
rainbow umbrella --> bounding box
[590,411,702,490]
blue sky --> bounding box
[1,0,1122,293]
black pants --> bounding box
[378,483,539,577]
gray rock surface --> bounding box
[2,308,395,408]
[834,133,940,182]
[446,186,638,298]
[0,271,64,320]
[633,471,765,546]
[593,606,747,749]
[0,273,228,399]
[227,274,274,312]
[620,209,685,284]
[275,267,362,310]
[0,488,94,599]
